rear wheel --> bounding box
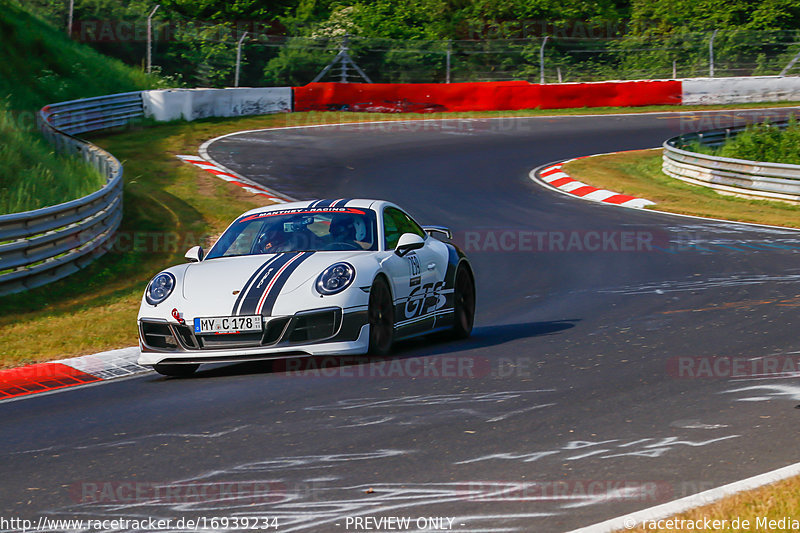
[368,276,395,355]
[452,264,475,339]
[153,363,199,377]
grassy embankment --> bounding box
[694,116,800,164]
[0,100,105,214]
[0,0,163,214]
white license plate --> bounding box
[193,315,263,334]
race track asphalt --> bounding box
[3,108,800,532]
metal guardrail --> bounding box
[0,92,143,295]
[662,120,800,201]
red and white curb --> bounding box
[0,347,146,402]
[534,159,655,209]
[177,155,287,203]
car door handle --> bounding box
[427,263,436,270]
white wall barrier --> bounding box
[141,79,800,119]
[142,87,292,122]
[682,76,800,105]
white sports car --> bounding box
[137,199,476,376]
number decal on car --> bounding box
[407,254,421,287]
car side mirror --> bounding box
[423,225,452,240]
[185,245,205,262]
[395,233,425,257]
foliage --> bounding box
[261,38,333,86]
[14,0,800,85]
[708,117,800,165]
[628,0,800,34]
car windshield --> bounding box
[206,207,379,259]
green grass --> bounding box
[255,102,800,120]
[0,101,106,214]
[564,149,800,228]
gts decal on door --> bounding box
[404,281,447,319]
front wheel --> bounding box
[368,277,395,356]
[451,264,475,339]
[153,363,199,377]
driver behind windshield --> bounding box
[328,214,371,250]
[206,209,379,259]
[255,224,291,254]
[256,216,319,254]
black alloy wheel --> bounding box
[368,276,395,355]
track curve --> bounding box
[3,108,800,532]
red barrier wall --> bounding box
[293,80,682,113]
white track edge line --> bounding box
[568,460,800,533]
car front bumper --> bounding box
[137,307,370,366]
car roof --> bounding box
[237,199,395,219]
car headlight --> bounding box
[146,272,176,306]
[316,262,355,295]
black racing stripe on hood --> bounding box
[237,253,298,316]
[258,251,316,316]
[231,255,283,315]
[332,198,353,207]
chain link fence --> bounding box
[67,16,800,88]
